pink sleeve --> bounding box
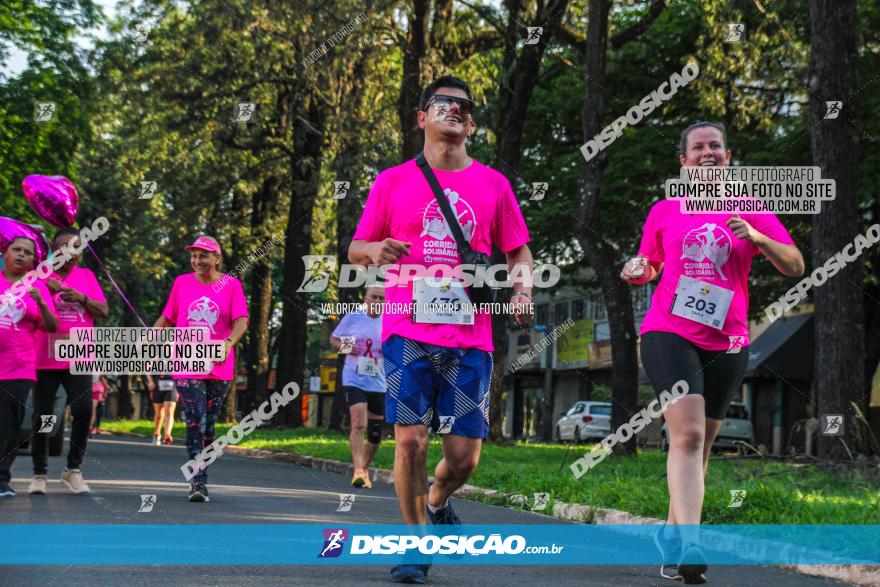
[491,178,530,253]
[36,281,56,330]
[747,213,796,256]
[161,278,179,323]
[231,279,249,321]
[85,269,107,303]
[352,173,390,242]
[637,202,665,263]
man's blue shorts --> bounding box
[383,335,494,439]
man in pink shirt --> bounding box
[0,236,57,497]
[349,75,533,584]
[28,228,109,495]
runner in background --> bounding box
[28,228,107,495]
[330,285,386,488]
[349,75,534,584]
[621,121,804,584]
[155,236,248,503]
[0,237,57,497]
[90,374,112,436]
[149,375,178,446]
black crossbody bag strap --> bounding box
[415,153,471,254]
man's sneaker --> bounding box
[678,545,708,584]
[390,563,430,584]
[660,563,683,581]
[153,435,161,446]
[188,483,209,502]
[28,475,48,495]
[0,481,15,497]
[61,469,91,494]
[426,480,461,525]
[654,524,683,580]
[351,469,372,489]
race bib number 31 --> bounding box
[356,357,382,377]
[412,278,475,325]
[670,275,734,330]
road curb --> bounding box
[107,430,878,586]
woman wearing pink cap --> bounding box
[0,236,57,497]
[154,236,248,502]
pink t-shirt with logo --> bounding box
[161,273,249,381]
[0,275,56,381]
[353,158,530,351]
[638,198,795,351]
[35,266,107,370]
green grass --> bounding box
[103,420,880,524]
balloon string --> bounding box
[85,242,148,328]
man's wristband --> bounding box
[79,295,89,306]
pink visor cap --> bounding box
[184,236,221,254]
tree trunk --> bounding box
[329,170,362,430]
[487,0,571,441]
[863,283,880,407]
[575,0,639,457]
[277,94,327,427]
[809,0,862,459]
[225,356,238,422]
[245,177,278,417]
[399,0,430,161]
[328,51,372,431]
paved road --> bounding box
[0,435,850,586]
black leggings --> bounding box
[0,379,32,483]
[94,402,105,429]
[32,370,93,474]
[640,331,748,420]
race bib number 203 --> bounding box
[669,275,734,330]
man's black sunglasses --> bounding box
[424,94,475,115]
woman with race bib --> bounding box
[621,122,804,584]
[154,236,248,502]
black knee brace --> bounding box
[367,420,383,445]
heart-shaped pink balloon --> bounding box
[22,175,79,228]
[0,217,48,263]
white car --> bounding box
[555,401,612,442]
[659,402,754,452]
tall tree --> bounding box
[398,0,430,159]
[573,0,667,456]
[0,0,101,219]
[574,0,635,453]
[809,0,862,459]
[395,0,504,160]
[489,0,571,441]
[328,45,375,431]
[576,0,665,456]
[244,176,282,416]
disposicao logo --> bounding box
[319,528,348,558]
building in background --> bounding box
[502,282,654,440]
